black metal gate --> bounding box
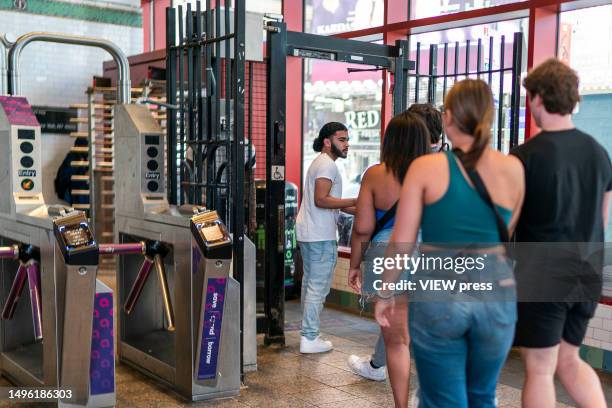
[405,32,524,152]
[165,0,246,375]
[264,23,413,345]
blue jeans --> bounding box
[409,301,516,408]
[298,241,338,340]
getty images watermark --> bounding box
[361,242,610,302]
[372,253,493,293]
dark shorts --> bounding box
[514,302,598,348]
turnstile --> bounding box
[114,104,255,401]
[0,95,115,407]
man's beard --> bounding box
[331,142,347,159]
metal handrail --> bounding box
[8,32,131,103]
[0,34,13,95]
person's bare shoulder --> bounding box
[493,150,524,179]
[411,152,447,174]
[360,163,385,186]
[488,150,524,189]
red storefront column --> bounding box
[525,4,559,139]
[283,0,304,195]
[381,0,409,137]
[141,0,171,52]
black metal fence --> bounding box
[165,0,246,374]
[406,32,524,152]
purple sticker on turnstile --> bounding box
[197,278,227,380]
[90,292,114,395]
[0,96,39,126]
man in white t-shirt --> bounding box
[297,122,356,353]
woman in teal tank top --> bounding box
[347,110,432,407]
[375,79,525,408]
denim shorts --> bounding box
[360,228,411,304]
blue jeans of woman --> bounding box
[298,240,338,340]
[409,300,516,408]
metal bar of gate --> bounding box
[476,39,482,80]
[510,32,523,149]
[414,42,420,103]
[186,3,196,203]
[247,62,254,234]
[454,42,459,82]
[407,66,514,80]
[427,44,437,104]
[214,0,222,215]
[166,7,178,205]
[195,3,204,206]
[205,1,213,210]
[497,35,506,151]
[225,1,232,221]
[442,43,448,102]
[465,39,470,79]
[178,5,186,205]
[392,40,409,115]
[265,21,287,346]
[488,36,494,87]
[233,0,246,380]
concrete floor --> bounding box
[1,283,611,407]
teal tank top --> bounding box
[421,151,512,243]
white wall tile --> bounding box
[599,341,612,351]
[594,305,612,319]
[589,317,604,329]
[593,328,611,342]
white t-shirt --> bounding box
[296,153,343,242]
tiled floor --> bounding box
[2,293,611,407]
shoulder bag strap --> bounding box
[453,151,510,242]
[371,200,398,240]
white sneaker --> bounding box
[347,355,386,381]
[300,336,333,353]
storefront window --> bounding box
[305,0,384,35]
[408,18,528,153]
[246,0,281,14]
[303,59,383,246]
[559,5,612,240]
[410,0,521,20]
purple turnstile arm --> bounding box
[1,263,27,320]
[99,242,145,256]
[0,245,18,259]
[26,261,42,341]
[123,256,155,315]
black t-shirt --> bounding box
[512,128,612,243]
[511,129,612,301]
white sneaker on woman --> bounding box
[300,336,333,353]
[347,355,387,381]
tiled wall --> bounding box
[326,257,373,314]
[331,257,351,293]
[584,304,612,351]
[1,8,142,204]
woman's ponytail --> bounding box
[444,79,494,169]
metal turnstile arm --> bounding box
[123,256,154,315]
[1,262,27,320]
[99,242,146,256]
[0,245,19,259]
[122,241,175,332]
[154,254,175,332]
[26,261,42,341]
[1,244,42,341]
